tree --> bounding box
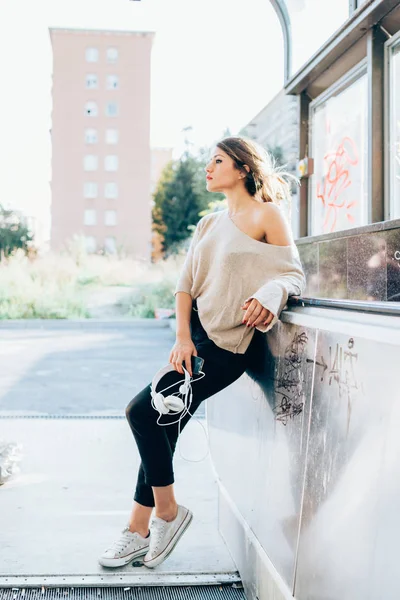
[154,155,204,256]
[0,206,33,259]
[152,159,175,242]
[152,147,224,256]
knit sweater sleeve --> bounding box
[173,218,204,298]
[244,247,306,333]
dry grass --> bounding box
[0,248,184,319]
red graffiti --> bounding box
[316,137,359,233]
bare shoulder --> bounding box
[259,202,293,246]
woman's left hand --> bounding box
[241,298,275,328]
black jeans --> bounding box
[125,299,256,507]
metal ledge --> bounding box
[288,296,400,317]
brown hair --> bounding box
[216,136,299,214]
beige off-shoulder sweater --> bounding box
[174,209,306,354]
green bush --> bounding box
[119,279,177,318]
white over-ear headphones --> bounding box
[150,363,197,419]
[150,362,208,462]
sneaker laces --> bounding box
[151,519,167,551]
[108,526,136,553]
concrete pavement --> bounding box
[0,320,204,418]
[0,320,234,586]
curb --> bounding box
[0,318,174,330]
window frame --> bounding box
[104,155,118,172]
[107,75,119,90]
[349,0,368,12]
[85,74,98,89]
[104,236,117,254]
[84,128,98,144]
[85,47,98,63]
[83,182,98,199]
[84,209,97,226]
[106,129,119,145]
[85,101,98,117]
[105,182,118,199]
[106,47,119,64]
[104,210,117,227]
[85,236,97,253]
[308,58,368,235]
[84,155,99,172]
[384,29,400,220]
[106,102,118,117]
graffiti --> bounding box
[316,137,359,233]
[326,338,359,390]
[306,355,328,380]
[274,331,308,426]
[321,337,360,435]
[273,333,361,431]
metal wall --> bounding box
[207,306,400,600]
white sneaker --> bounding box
[98,523,150,568]
[143,504,193,568]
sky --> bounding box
[0,0,284,239]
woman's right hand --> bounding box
[169,336,198,376]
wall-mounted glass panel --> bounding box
[310,70,368,235]
[389,40,400,218]
[283,0,350,76]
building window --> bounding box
[107,75,119,90]
[105,210,117,226]
[86,74,98,89]
[84,182,98,198]
[84,209,97,226]
[85,129,97,144]
[106,102,118,117]
[104,237,117,254]
[105,182,118,198]
[85,48,98,63]
[107,47,118,63]
[84,155,98,171]
[85,102,98,117]
[105,155,118,171]
[389,38,400,218]
[310,66,368,235]
[85,236,97,253]
[106,129,119,144]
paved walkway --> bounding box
[0,418,237,586]
[0,320,223,586]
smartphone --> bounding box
[183,355,204,375]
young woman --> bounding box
[98,136,306,569]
